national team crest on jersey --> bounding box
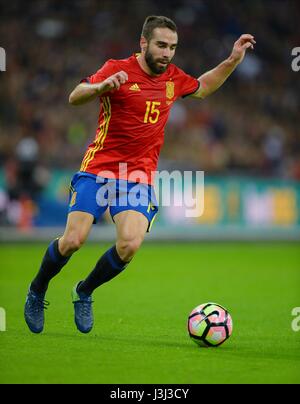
[166,81,175,99]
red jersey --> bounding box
[79,54,199,184]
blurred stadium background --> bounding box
[0,0,299,242]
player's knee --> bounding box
[117,237,143,261]
[60,233,86,255]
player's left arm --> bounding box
[191,34,256,99]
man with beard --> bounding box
[24,15,255,334]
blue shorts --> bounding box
[68,172,158,232]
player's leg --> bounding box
[115,209,148,261]
[59,211,94,256]
[25,172,105,333]
[72,179,157,334]
[25,211,93,333]
[76,210,148,297]
[31,211,94,294]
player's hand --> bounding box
[230,34,256,65]
[100,71,129,92]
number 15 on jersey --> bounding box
[144,101,161,124]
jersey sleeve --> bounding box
[174,66,200,98]
[80,59,119,84]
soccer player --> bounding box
[24,16,255,333]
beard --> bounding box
[145,48,170,75]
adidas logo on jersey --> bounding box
[129,83,141,91]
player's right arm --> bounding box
[69,71,128,105]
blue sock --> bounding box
[77,245,128,296]
[31,239,70,294]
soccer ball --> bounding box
[188,302,233,347]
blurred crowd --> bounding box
[0,0,300,226]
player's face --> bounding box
[144,28,178,75]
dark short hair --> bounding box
[141,15,177,41]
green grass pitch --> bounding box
[0,242,299,384]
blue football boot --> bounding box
[24,288,49,333]
[72,282,94,333]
